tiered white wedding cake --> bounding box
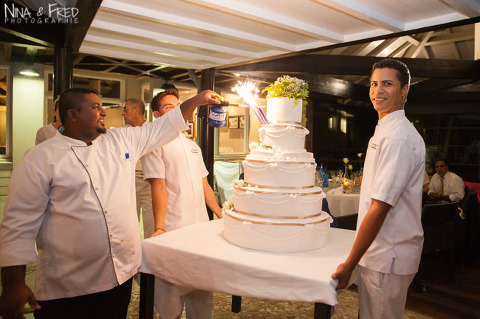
[223,79,331,252]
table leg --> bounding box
[314,303,331,319]
[231,295,242,313]
[139,273,155,319]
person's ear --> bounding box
[153,110,160,119]
[66,109,78,121]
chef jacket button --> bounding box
[105,210,108,214]
[95,187,98,190]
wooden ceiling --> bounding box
[1,0,479,110]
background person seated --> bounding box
[428,158,465,202]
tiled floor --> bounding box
[126,283,432,319]
[127,254,480,319]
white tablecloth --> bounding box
[325,187,360,217]
[139,219,356,306]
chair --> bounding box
[463,181,480,204]
[456,188,480,266]
[421,201,460,281]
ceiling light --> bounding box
[19,66,40,77]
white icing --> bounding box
[223,97,330,253]
[248,148,314,163]
[259,125,308,150]
[266,97,302,124]
[242,160,316,188]
[223,210,330,252]
[232,185,325,218]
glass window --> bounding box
[214,92,262,160]
[46,72,125,129]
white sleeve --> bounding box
[370,139,416,207]
[448,175,465,201]
[142,148,166,180]
[110,106,187,165]
[0,157,50,266]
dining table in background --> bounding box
[325,186,361,217]
[138,219,357,319]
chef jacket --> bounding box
[0,106,187,300]
[141,133,209,231]
[357,110,425,275]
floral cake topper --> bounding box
[262,75,309,103]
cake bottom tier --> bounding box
[223,210,331,253]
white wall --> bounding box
[12,64,44,167]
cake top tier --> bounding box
[262,76,308,124]
[266,97,302,124]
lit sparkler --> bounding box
[232,81,269,125]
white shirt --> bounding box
[0,107,187,300]
[141,134,209,231]
[35,123,58,145]
[428,171,465,201]
[357,110,425,275]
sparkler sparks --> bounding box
[232,81,269,125]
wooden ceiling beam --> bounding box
[220,71,369,101]
[409,79,477,98]
[2,43,12,61]
[404,31,434,58]
[441,0,480,18]
[311,0,404,32]
[181,0,344,42]
[65,0,102,51]
[223,55,480,79]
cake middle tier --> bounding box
[242,159,316,188]
[232,183,325,218]
[259,124,308,150]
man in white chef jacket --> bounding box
[332,58,426,319]
[0,87,220,319]
[141,89,223,319]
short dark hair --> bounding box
[371,58,411,88]
[433,158,449,167]
[125,98,145,115]
[150,89,179,112]
[58,88,99,124]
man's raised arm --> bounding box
[180,90,220,121]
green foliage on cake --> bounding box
[262,75,309,103]
[262,75,309,125]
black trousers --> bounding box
[35,278,133,319]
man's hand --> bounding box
[331,262,354,290]
[194,90,222,106]
[150,228,166,238]
[331,199,390,291]
[180,90,221,121]
[0,282,40,319]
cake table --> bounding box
[139,219,356,319]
